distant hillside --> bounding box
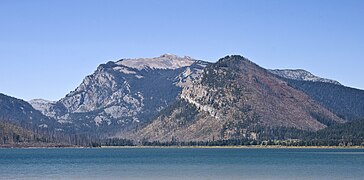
[0,93,58,130]
[0,93,95,147]
[285,80,364,121]
[0,93,59,146]
[0,121,50,146]
[301,119,364,146]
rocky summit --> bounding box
[29,54,209,135]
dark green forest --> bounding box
[97,119,364,147]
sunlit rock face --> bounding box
[30,54,209,134]
[269,69,341,85]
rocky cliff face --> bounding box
[30,54,208,134]
[28,99,58,118]
[128,56,345,142]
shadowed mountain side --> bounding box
[0,93,58,130]
[283,79,364,121]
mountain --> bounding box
[269,69,341,85]
[283,80,364,121]
[22,54,363,144]
[126,55,345,142]
[0,93,58,130]
[30,54,209,135]
[270,69,364,121]
[0,93,71,146]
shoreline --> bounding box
[1,144,363,149]
[99,145,364,149]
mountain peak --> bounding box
[116,54,195,70]
[29,98,55,104]
[216,55,256,66]
[159,53,192,59]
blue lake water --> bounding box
[0,148,363,180]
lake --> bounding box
[0,148,363,179]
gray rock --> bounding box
[269,69,341,85]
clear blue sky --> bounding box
[0,0,363,101]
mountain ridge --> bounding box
[116,54,196,70]
[270,69,341,85]
[18,54,363,144]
